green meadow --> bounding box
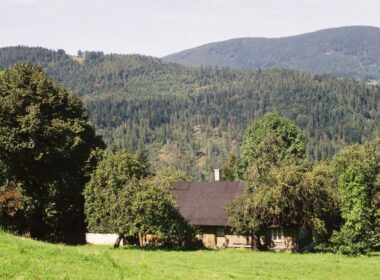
[1,232,379,280]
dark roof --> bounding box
[171,181,245,227]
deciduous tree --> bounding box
[0,64,104,242]
[84,152,194,248]
[229,114,337,249]
[237,113,307,180]
[330,139,380,254]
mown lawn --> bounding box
[0,231,379,280]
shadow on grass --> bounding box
[116,243,213,252]
[115,245,380,257]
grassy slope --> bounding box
[1,232,379,280]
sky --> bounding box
[1,0,379,57]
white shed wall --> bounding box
[86,233,120,245]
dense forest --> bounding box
[1,46,379,180]
[163,26,380,82]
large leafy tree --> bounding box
[330,139,380,254]
[237,113,307,179]
[84,151,147,242]
[0,64,104,242]
[131,179,195,248]
[228,164,338,249]
[229,114,337,249]
[84,152,193,248]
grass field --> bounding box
[1,231,379,280]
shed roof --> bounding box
[171,181,245,227]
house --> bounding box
[171,180,249,248]
[170,169,312,251]
[86,169,312,251]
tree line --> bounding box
[0,46,379,180]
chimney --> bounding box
[214,169,221,182]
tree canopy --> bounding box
[84,151,147,235]
[229,114,337,249]
[330,139,380,254]
[237,113,307,179]
[0,63,104,242]
[84,151,194,247]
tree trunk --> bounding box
[138,232,144,247]
[114,233,124,248]
[250,232,258,250]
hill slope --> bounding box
[0,46,380,180]
[1,231,379,279]
[163,26,380,82]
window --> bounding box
[216,227,225,237]
[271,228,284,242]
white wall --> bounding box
[86,233,121,245]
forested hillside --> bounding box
[163,26,380,83]
[1,46,379,180]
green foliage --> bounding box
[1,47,379,180]
[230,123,379,254]
[330,166,371,255]
[84,152,194,247]
[227,193,260,246]
[237,113,307,179]
[135,145,153,177]
[307,162,340,244]
[153,168,188,190]
[229,115,338,248]
[221,153,237,181]
[133,179,195,246]
[84,151,148,235]
[330,140,380,255]
[0,63,104,242]
[229,164,339,249]
[231,166,331,227]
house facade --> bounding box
[171,176,312,251]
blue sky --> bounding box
[1,0,379,57]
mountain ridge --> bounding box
[163,26,380,82]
